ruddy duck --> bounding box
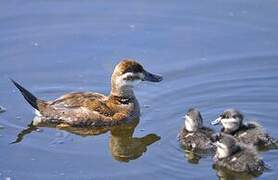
[12,59,162,127]
[178,108,214,152]
[211,109,278,150]
[213,134,265,176]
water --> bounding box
[1,0,278,179]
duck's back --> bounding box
[235,122,278,149]
[178,127,214,151]
[38,92,129,126]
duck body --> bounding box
[178,126,214,151]
[12,59,162,127]
[178,108,215,152]
[35,92,140,127]
[213,134,265,176]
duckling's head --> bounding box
[184,108,203,132]
[215,134,240,159]
[111,59,163,97]
[211,109,244,133]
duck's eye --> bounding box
[124,75,134,81]
[123,75,140,81]
[232,115,237,119]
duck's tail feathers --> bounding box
[11,79,40,110]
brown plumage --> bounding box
[12,59,162,127]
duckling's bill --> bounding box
[211,117,221,125]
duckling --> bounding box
[178,108,214,152]
[213,134,265,176]
[211,109,278,150]
[12,59,162,127]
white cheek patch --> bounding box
[125,79,141,86]
[221,118,239,131]
[117,72,142,87]
[185,115,197,132]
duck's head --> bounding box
[211,109,243,133]
[214,134,240,159]
[184,108,203,132]
[111,59,163,97]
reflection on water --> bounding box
[12,117,160,162]
[213,165,255,180]
[184,150,202,164]
[109,120,160,162]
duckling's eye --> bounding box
[232,115,237,119]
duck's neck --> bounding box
[185,121,198,132]
[110,79,136,99]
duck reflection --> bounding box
[109,119,160,162]
[213,166,255,180]
[184,150,202,164]
[12,117,160,162]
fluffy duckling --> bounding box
[213,134,265,176]
[178,108,214,152]
[211,109,278,150]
